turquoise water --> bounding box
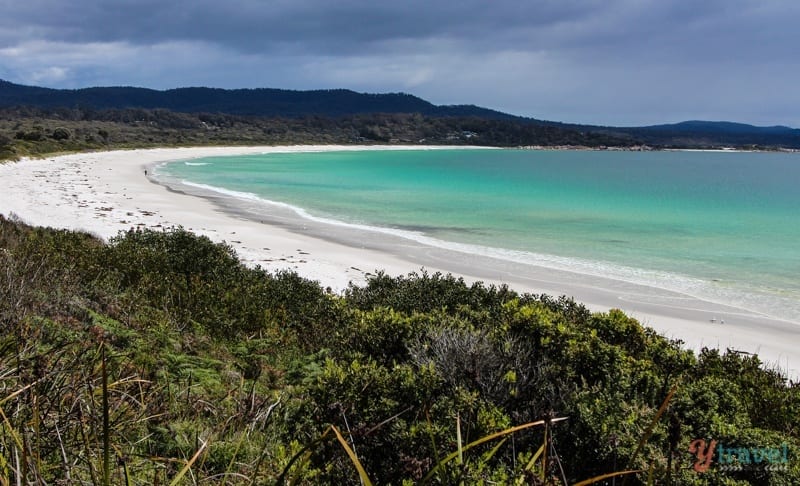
[158,149,800,321]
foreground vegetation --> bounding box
[1,215,798,484]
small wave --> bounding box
[184,162,210,166]
[178,180,799,323]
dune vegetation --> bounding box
[0,215,798,484]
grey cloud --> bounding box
[1,0,799,126]
[2,1,611,53]
[3,0,796,62]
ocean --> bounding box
[156,148,800,322]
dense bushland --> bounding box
[0,215,797,484]
[0,106,638,162]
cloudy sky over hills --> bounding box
[1,0,798,126]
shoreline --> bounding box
[1,146,798,378]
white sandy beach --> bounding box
[1,146,798,379]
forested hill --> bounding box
[618,120,800,149]
[2,78,800,149]
[538,119,800,149]
[0,79,517,119]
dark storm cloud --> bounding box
[2,0,603,53]
[3,0,793,59]
[1,0,799,126]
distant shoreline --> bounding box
[516,144,799,153]
[1,146,798,379]
[3,142,798,167]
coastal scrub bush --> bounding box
[106,226,240,290]
[14,128,44,141]
[105,227,245,332]
[345,270,524,320]
[0,217,798,484]
[0,132,13,158]
[50,126,71,140]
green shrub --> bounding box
[1,217,798,485]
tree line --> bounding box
[0,106,639,161]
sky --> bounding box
[1,0,798,127]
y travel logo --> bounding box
[689,439,790,472]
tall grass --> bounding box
[277,388,677,485]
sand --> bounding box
[1,146,798,379]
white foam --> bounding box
[174,179,800,323]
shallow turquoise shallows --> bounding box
[159,149,800,321]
